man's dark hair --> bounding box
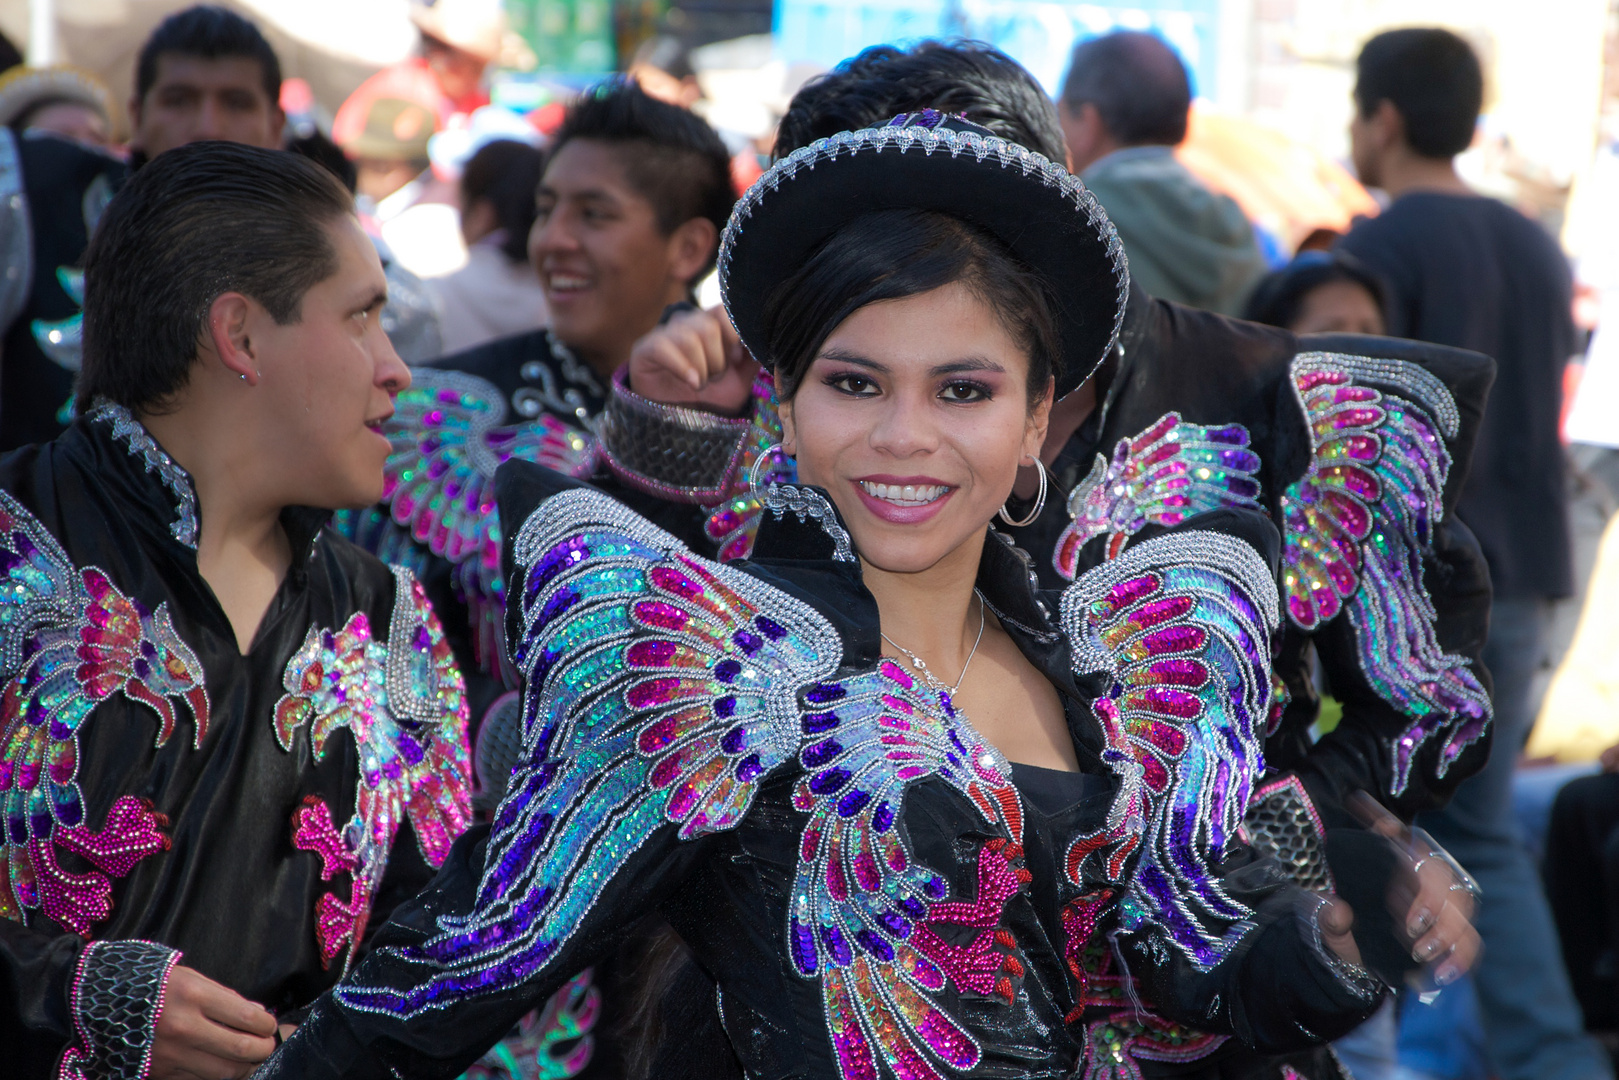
[136,5,282,106]
[775,41,1066,162]
[79,141,353,413]
[1060,30,1190,146]
[764,208,1060,406]
[463,140,546,263]
[1354,28,1482,160]
[550,79,734,278]
[1242,251,1389,331]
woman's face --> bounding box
[779,281,1051,575]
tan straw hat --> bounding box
[409,0,536,70]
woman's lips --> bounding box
[850,478,955,524]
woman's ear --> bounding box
[779,397,798,458]
[1025,377,1055,461]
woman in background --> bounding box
[431,138,550,352]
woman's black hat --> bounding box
[718,110,1129,398]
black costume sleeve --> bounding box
[1062,508,1385,1050]
[1252,338,1497,905]
[0,917,84,1075]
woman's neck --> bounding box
[861,528,987,679]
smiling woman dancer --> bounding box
[258,114,1477,1080]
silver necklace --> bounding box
[880,590,987,695]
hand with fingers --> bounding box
[627,305,758,416]
[1333,791,1482,988]
[149,965,279,1080]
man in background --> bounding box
[1338,27,1608,1080]
[1058,30,1267,315]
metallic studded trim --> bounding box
[758,483,856,563]
[0,128,32,335]
[598,368,752,503]
[58,939,181,1080]
[1291,351,1460,439]
[717,121,1129,375]
[90,401,199,548]
[1245,774,1334,893]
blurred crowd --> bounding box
[3,3,1619,1080]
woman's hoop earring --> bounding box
[749,443,785,500]
[998,457,1048,528]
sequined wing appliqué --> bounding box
[1061,531,1277,969]
[0,491,209,934]
[1054,413,1261,580]
[703,370,798,562]
[334,488,842,1017]
[276,567,472,971]
[788,658,1028,1080]
[1278,352,1490,794]
[339,367,598,674]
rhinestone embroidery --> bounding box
[337,490,1038,1080]
[705,370,797,561]
[58,939,181,1080]
[335,489,842,1018]
[90,402,199,548]
[1279,353,1490,794]
[337,367,597,680]
[462,970,600,1080]
[0,491,208,934]
[275,567,472,972]
[1053,413,1262,580]
[1062,531,1277,970]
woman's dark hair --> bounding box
[1354,28,1483,160]
[79,140,353,413]
[776,41,1066,163]
[1242,251,1389,331]
[461,139,546,263]
[762,208,1060,408]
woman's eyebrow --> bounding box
[817,350,1007,377]
[930,357,1006,376]
[817,348,888,372]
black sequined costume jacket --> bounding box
[0,407,472,1079]
[589,288,1496,1079]
[257,461,1382,1080]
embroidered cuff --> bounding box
[58,939,182,1080]
[1302,895,1383,1002]
[598,368,752,503]
[1245,774,1334,893]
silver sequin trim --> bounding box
[1292,351,1461,439]
[91,401,200,548]
[1061,530,1280,674]
[758,483,856,563]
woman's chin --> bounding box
[846,518,993,577]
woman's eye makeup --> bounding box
[824,372,879,396]
[939,379,992,403]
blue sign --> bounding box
[774,0,1221,99]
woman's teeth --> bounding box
[859,481,948,506]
